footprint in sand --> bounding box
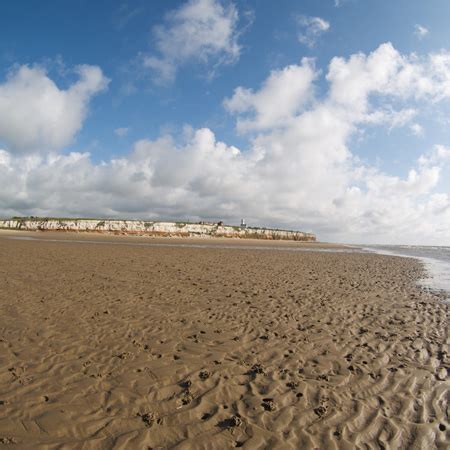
[199,370,210,380]
[218,415,242,429]
[137,412,156,427]
[262,398,276,411]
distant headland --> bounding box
[0,217,316,241]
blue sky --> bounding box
[0,0,449,244]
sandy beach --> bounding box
[0,232,448,449]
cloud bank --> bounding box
[1,43,450,244]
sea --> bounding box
[364,245,450,302]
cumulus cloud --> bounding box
[223,58,316,132]
[143,0,241,84]
[327,43,450,116]
[0,129,246,220]
[1,43,450,244]
[297,15,330,48]
[0,65,109,154]
[414,24,429,39]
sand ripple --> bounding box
[0,237,448,449]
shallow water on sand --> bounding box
[365,245,450,301]
[3,234,362,253]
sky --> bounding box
[0,0,450,245]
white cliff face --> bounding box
[0,219,316,241]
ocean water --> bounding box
[364,245,450,302]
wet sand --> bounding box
[0,233,448,449]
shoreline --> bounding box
[364,244,450,303]
[0,233,448,448]
[2,229,448,301]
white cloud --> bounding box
[0,130,247,220]
[114,127,130,137]
[388,108,417,129]
[223,58,316,132]
[418,144,450,166]
[414,24,429,39]
[143,0,241,84]
[1,43,450,244]
[327,43,450,116]
[410,123,424,136]
[356,107,418,130]
[1,126,448,245]
[297,15,330,48]
[0,65,109,154]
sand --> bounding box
[0,232,448,449]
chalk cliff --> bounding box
[0,218,316,241]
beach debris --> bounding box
[199,370,210,380]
